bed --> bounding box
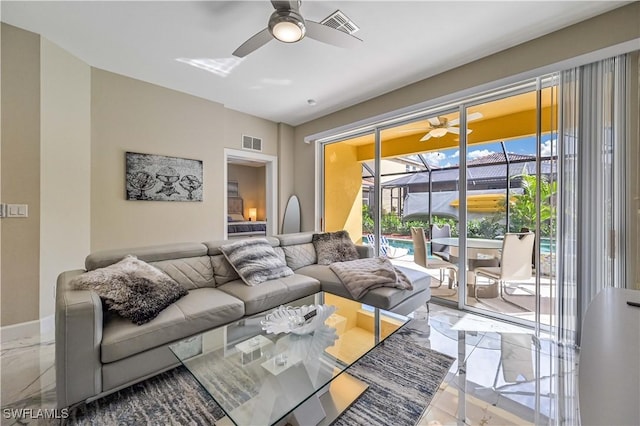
[227,197,267,237]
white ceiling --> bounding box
[1,1,629,126]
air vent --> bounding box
[242,135,262,152]
[320,10,359,35]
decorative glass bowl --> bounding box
[261,304,336,335]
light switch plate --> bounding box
[7,204,28,218]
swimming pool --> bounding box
[369,236,555,256]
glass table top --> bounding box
[169,292,409,426]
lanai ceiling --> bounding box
[1,1,629,126]
[340,88,556,161]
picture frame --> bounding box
[228,180,239,197]
[126,152,203,202]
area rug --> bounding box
[63,320,454,426]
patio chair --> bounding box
[430,223,452,261]
[473,232,535,299]
[411,227,457,288]
[365,234,409,258]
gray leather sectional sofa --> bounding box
[55,232,431,408]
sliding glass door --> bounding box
[460,82,558,328]
[319,80,561,329]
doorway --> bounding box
[223,148,278,239]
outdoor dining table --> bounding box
[431,237,503,296]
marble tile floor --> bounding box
[0,305,579,425]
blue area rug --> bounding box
[64,319,454,425]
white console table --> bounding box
[579,287,640,425]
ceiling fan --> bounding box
[233,0,362,58]
[419,112,483,141]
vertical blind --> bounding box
[557,54,630,347]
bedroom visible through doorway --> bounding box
[224,149,278,239]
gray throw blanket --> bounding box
[329,257,413,300]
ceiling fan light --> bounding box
[430,128,448,138]
[269,10,306,43]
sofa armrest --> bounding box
[356,244,373,259]
[55,270,103,408]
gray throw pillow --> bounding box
[220,238,293,286]
[312,230,359,265]
[70,255,188,325]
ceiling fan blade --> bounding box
[467,112,483,122]
[448,127,461,134]
[419,133,433,142]
[233,28,272,58]
[448,112,482,126]
[305,21,362,48]
[271,0,298,10]
[427,117,441,126]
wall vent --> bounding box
[320,10,360,35]
[242,135,262,152]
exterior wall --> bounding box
[1,25,41,326]
[323,142,362,241]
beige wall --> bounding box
[1,29,283,326]
[293,2,640,231]
[228,164,266,220]
[91,69,224,249]
[39,38,91,319]
[1,25,41,326]
[277,123,296,233]
[90,70,280,250]
[224,108,278,157]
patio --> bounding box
[390,254,554,325]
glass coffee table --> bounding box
[169,292,409,426]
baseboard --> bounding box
[40,315,55,336]
[1,315,54,343]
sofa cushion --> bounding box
[150,256,215,290]
[71,255,188,325]
[217,274,321,315]
[273,246,286,264]
[220,238,293,286]
[296,264,430,311]
[101,287,245,363]
[282,243,317,270]
[204,237,280,256]
[210,254,240,285]
[85,243,208,271]
[312,231,359,265]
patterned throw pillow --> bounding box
[312,230,360,265]
[220,238,293,286]
[282,243,317,270]
[70,255,188,325]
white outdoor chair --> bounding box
[473,232,535,299]
[411,227,457,288]
[366,234,409,258]
[430,223,452,262]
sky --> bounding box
[421,134,557,168]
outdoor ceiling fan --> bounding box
[419,112,483,141]
[232,0,362,58]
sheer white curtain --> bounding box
[557,55,631,346]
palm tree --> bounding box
[508,174,556,235]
